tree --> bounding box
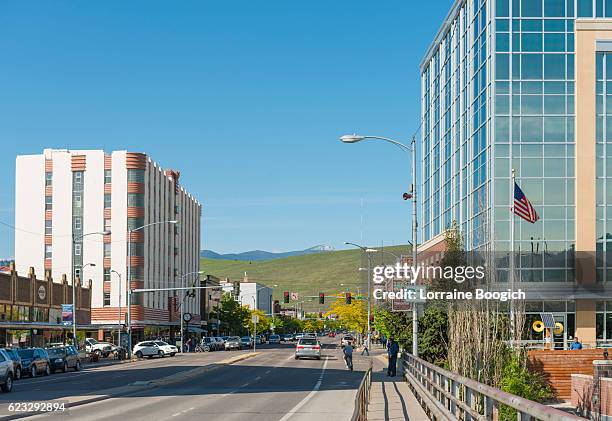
[243,308,270,335]
[218,293,250,335]
[324,297,367,334]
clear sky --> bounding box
[0,0,452,258]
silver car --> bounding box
[224,336,242,350]
[0,349,15,392]
[295,338,321,360]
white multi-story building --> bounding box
[238,282,273,315]
[15,149,202,341]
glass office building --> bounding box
[420,0,612,346]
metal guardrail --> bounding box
[402,352,584,421]
[351,365,372,421]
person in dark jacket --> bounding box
[387,336,400,376]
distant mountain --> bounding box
[200,245,334,261]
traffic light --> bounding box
[283,291,290,303]
[346,292,352,305]
[319,292,325,304]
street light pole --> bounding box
[179,271,204,352]
[71,231,110,346]
[341,133,419,355]
[126,220,178,358]
[111,270,122,348]
[344,242,377,353]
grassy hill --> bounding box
[200,245,412,312]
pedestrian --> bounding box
[361,336,370,356]
[387,336,400,377]
[381,335,387,348]
[570,336,583,350]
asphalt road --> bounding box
[2,338,369,421]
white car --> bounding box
[152,341,178,357]
[133,341,165,358]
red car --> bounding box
[327,332,336,338]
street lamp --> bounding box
[179,270,204,352]
[344,242,377,353]
[126,220,178,357]
[71,231,110,345]
[340,133,419,356]
[110,269,122,348]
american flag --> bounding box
[513,182,539,223]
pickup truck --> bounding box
[84,338,115,357]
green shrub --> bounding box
[499,352,553,421]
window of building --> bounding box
[74,244,82,256]
[103,292,111,306]
[74,192,82,208]
[127,193,145,207]
[45,196,52,211]
[45,172,52,186]
[127,169,145,183]
[45,220,52,235]
[104,169,112,184]
[44,245,52,259]
[74,217,82,230]
[103,243,111,257]
[103,268,111,282]
[104,218,111,232]
[74,171,82,184]
[127,217,145,231]
[104,194,111,208]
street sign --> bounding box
[291,292,299,301]
[183,312,193,322]
[252,315,259,323]
[221,282,234,292]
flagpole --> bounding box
[510,168,516,347]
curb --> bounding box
[0,352,260,420]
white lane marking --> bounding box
[265,370,271,375]
[278,357,328,421]
[240,382,250,388]
[171,407,194,417]
[254,376,262,381]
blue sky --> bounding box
[0,0,451,258]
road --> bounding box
[0,337,369,421]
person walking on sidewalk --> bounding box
[387,336,400,377]
[361,335,370,356]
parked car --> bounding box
[84,338,114,357]
[224,336,242,351]
[213,337,225,350]
[17,348,50,377]
[4,349,22,380]
[295,338,321,360]
[132,341,164,358]
[0,349,14,392]
[46,346,81,373]
[282,334,294,342]
[328,332,336,338]
[269,334,281,344]
[152,341,177,357]
[240,336,253,348]
[254,335,264,345]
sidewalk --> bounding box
[365,346,429,421]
